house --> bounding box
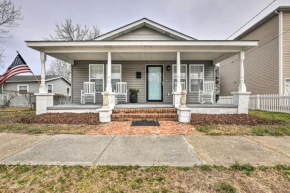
[220,6,290,96]
[0,75,71,107]
[25,18,258,122]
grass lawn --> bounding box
[0,107,99,135]
[0,164,289,192]
[249,110,290,123]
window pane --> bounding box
[173,79,186,92]
[173,66,177,79]
[67,88,70,96]
[90,65,103,79]
[19,86,27,94]
[112,79,121,92]
[181,66,186,79]
[190,66,203,79]
[91,79,103,92]
[48,85,52,93]
[190,79,203,92]
[112,65,121,79]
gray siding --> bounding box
[220,15,279,95]
[72,61,214,104]
[2,78,71,107]
[47,78,71,96]
[113,27,176,40]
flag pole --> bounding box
[16,51,41,85]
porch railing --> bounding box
[218,94,290,113]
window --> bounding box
[189,64,204,92]
[67,87,70,96]
[89,64,104,93]
[172,64,187,92]
[17,85,29,95]
[111,64,121,92]
[47,84,53,93]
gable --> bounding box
[112,27,176,40]
[95,18,196,41]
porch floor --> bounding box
[47,103,237,110]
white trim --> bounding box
[189,64,205,93]
[17,84,29,95]
[47,84,53,93]
[172,64,187,92]
[94,18,195,41]
[145,64,164,102]
[27,41,259,47]
[279,11,283,95]
[89,64,104,93]
[66,86,71,96]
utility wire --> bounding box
[226,0,277,40]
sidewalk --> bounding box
[0,133,289,166]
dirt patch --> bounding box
[191,114,279,126]
[19,113,99,125]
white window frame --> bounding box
[66,86,71,96]
[89,64,104,93]
[17,84,29,95]
[111,64,122,91]
[172,64,187,92]
[189,64,204,93]
[47,84,53,93]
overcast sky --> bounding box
[1,0,290,74]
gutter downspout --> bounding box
[276,10,283,95]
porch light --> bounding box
[167,65,170,71]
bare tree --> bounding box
[0,0,23,67]
[46,59,71,81]
[45,19,101,80]
[45,19,101,41]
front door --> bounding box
[146,65,163,102]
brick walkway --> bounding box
[86,121,198,135]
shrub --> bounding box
[129,89,139,95]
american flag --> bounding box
[0,53,32,85]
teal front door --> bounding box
[146,65,163,102]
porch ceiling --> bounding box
[26,40,258,64]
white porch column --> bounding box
[173,51,182,108]
[35,51,54,115]
[238,51,247,93]
[176,51,182,92]
[106,52,112,92]
[39,52,47,93]
[231,51,251,114]
[103,51,116,109]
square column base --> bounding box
[34,93,55,115]
[231,92,251,114]
[177,107,191,123]
[98,109,112,123]
[172,92,182,108]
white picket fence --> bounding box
[218,94,290,113]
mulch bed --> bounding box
[191,114,279,126]
[19,113,99,125]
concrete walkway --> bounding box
[0,133,290,166]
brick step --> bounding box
[113,108,176,114]
[111,113,178,121]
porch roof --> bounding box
[26,40,258,65]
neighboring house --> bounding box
[26,18,258,120]
[0,75,71,107]
[220,6,290,96]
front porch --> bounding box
[47,102,238,114]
